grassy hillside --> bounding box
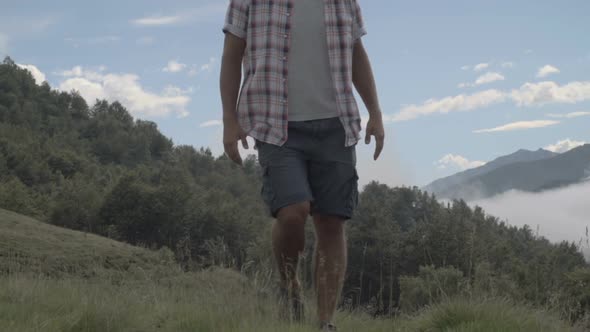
[0,208,582,331]
[0,208,175,277]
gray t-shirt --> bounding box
[287,0,339,122]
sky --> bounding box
[2,0,590,187]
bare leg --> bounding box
[313,215,347,324]
[273,202,309,318]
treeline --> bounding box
[1,57,589,325]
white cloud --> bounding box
[132,15,182,26]
[474,120,560,133]
[547,111,590,119]
[458,72,505,89]
[132,4,227,27]
[16,63,46,85]
[396,80,590,121]
[461,65,471,71]
[65,36,121,47]
[501,62,515,68]
[436,154,486,171]
[58,66,190,118]
[474,72,505,86]
[163,60,187,73]
[545,139,587,153]
[472,182,590,245]
[200,120,222,128]
[511,81,590,106]
[474,63,490,72]
[394,89,506,121]
[189,57,218,76]
[537,65,560,78]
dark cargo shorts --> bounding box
[256,117,359,220]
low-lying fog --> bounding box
[471,181,590,256]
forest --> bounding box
[1,56,589,327]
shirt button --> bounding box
[284,34,288,38]
[286,12,291,16]
[283,56,287,61]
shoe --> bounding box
[319,321,337,331]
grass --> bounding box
[0,208,582,331]
[0,208,174,277]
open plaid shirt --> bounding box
[223,0,367,147]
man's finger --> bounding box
[224,143,243,165]
[365,130,371,144]
[373,135,384,160]
[240,135,249,149]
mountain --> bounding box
[425,145,590,200]
[425,148,558,196]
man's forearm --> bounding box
[352,41,381,117]
[220,54,243,121]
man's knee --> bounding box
[313,215,345,238]
[276,202,310,228]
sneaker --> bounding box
[319,321,337,331]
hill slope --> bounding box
[427,145,590,200]
[0,208,580,332]
[0,208,174,276]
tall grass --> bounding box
[0,268,581,332]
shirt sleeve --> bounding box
[223,0,249,40]
[351,0,367,41]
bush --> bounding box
[399,265,465,313]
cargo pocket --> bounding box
[260,165,276,216]
[346,169,360,215]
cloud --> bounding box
[475,72,505,86]
[58,66,190,118]
[501,62,515,68]
[436,154,486,171]
[131,4,227,27]
[16,63,46,85]
[65,36,121,47]
[396,80,590,121]
[474,63,490,72]
[459,72,505,88]
[132,15,182,26]
[188,57,218,76]
[163,60,187,73]
[511,81,590,106]
[545,139,587,153]
[473,120,560,133]
[200,120,222,128]
[394,89,506,121]
[472,182,590,245]
[461,65,471,71]
[537,65,560,78]
[547,111,590,119]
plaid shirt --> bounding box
[223,0,367,147]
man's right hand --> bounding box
[223,117,249,165]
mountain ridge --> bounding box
[426,145,590,200]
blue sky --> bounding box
[2,0,589,186]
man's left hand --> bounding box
[365,113,385,160]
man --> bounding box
[220,0,384,330]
